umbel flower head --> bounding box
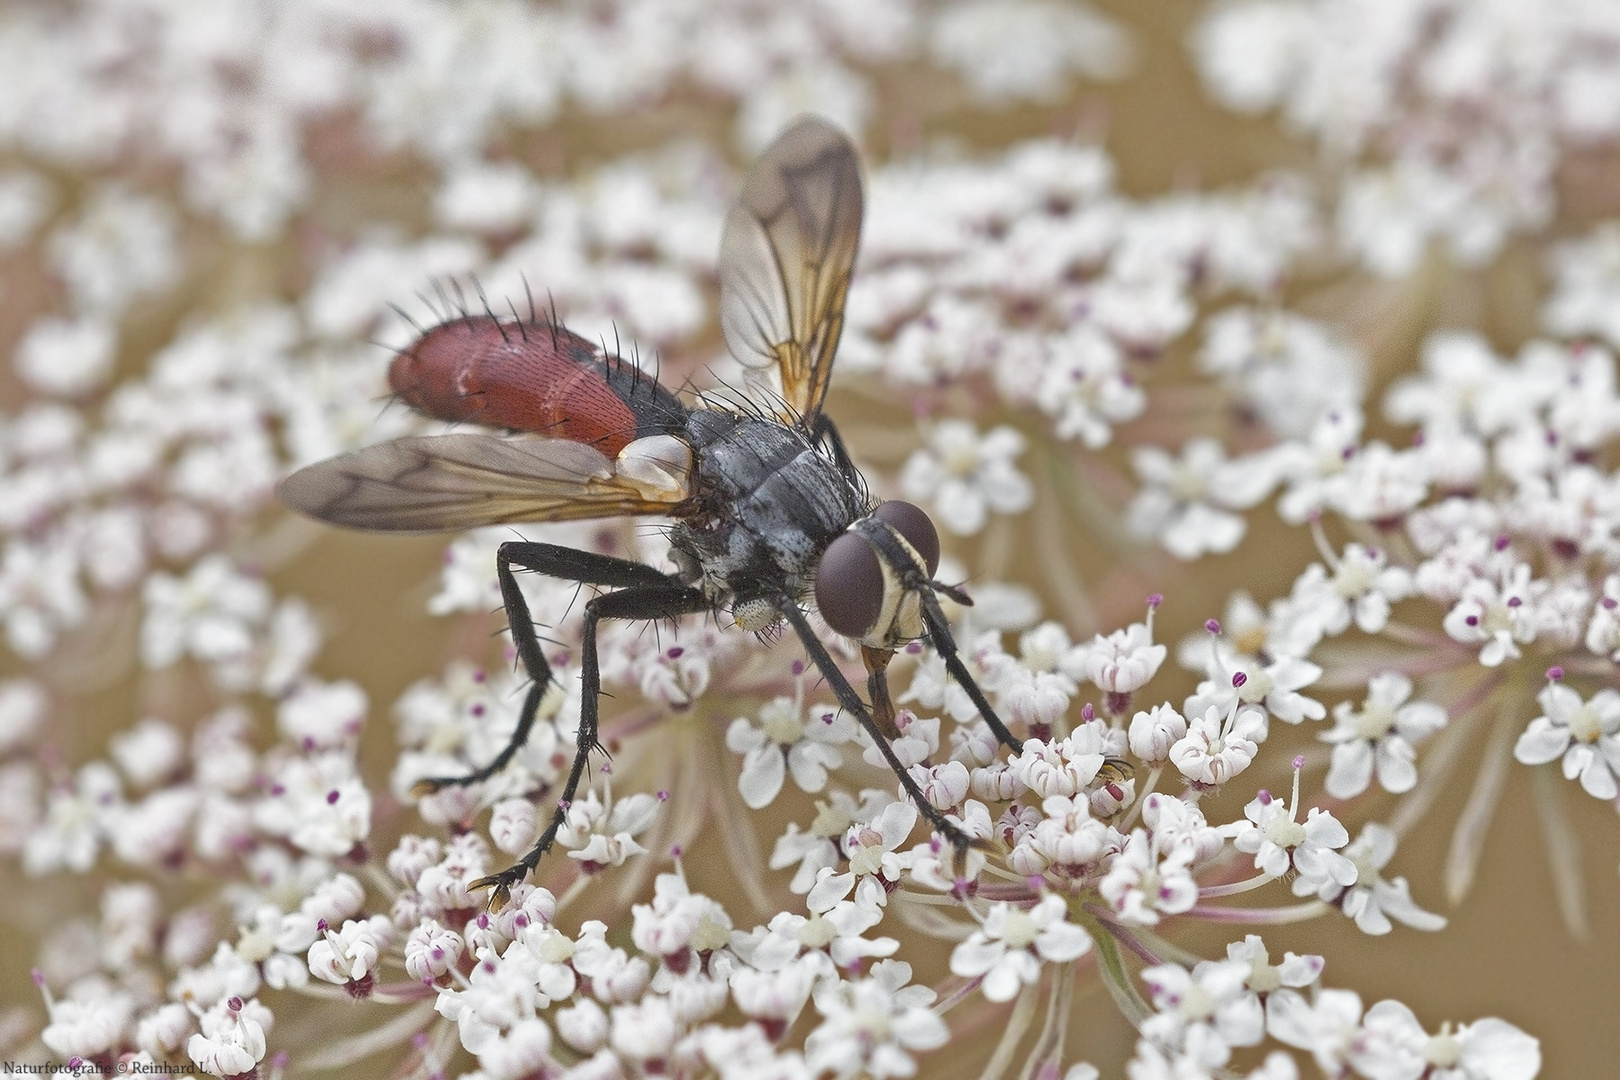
[9,0,1616,1076]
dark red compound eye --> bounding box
[873,500,939,577]
[816,532,884,638]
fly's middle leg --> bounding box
[470,578,709,907]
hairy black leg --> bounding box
[413,541,680,794]
[916,588,1024,752]
[471,581,710,907]
[778,600,982,867]
[809,414,860,480]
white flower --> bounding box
[1442,564,1540,667]
[1129,703,1188,764]
[1033,324,1146,447]
[1079,616,1167,695]
[899,419,1034,535]
[1514,681,1620,799]
[1010,732,1107,797]
[1266,987,1364,1077]
[187,996,271,1078]
[1169,703,1265,786]
[40,978,136,1059]
[1324,823,1446,936]
[1353,1001,1540,1080]
[726,696,853,809]
[1098,829,1198,924]
[807,800,917,912]
[1224,935,1323,1008]
[276,679,367,752]
[1025,793,1119,872]
[630,871,732,963]
[404,918,464,983]
[253,751,371,857]
[1224,773,1356,896]
[140,555,272,690]
[805,961,946,1079]
[557,787,661,869]
[1127,438,1281,559]
[308,915,392,985]
[14,315,117,396]
[1140,957,1263,1061]
[109,717,184,790]
[770,790,892,895]
[1288,543,1414,643]
[23,760,120,875]
[1322,673,1447,799]
[949,894,1092,1002]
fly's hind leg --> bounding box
[411,541,679,796]
[470,578,710,906]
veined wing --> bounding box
[279,432,693,532]
[719,115,863,425]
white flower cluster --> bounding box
[1192,0,1620,276]
[842,139,1317,451]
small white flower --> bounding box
[254,751,371,857]
[1321,673,1447,799]
[276,679,367,752]
[804,961,946,1079]
[807,800,917,912]
[1140,957,1263,1062]
[899,419,1034,535]
[404,918,464,983]
[557,786,662,869]
[1442,564,1540,667]
[40,978,136,1059]
[1010,732,1107,797]
[1225,777,1357,898]
[109,718,184,790]
[1079,615,1167,696]
[726,695,852,810]
[949,894,1092,1002]
[1352,1001,1540,1080]
[1288,543,1414,643]
[1127,438,1281,559]
[1515,681,1620,799]
[187,996,270,1078]
[1169,703,1265,786]
[1323,823,1446,936]
[1098,829,1198,925]
[308,915,392,985]
[1266,987,1364,1076]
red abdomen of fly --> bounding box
[389,315,687,455]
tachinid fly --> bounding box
[280,116,1023,906]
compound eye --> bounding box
[873,500,939,577]
[816,532,884,639]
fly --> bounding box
[280,116,1024,906]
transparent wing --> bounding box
[719,115,863,424]
[279,433,692,532]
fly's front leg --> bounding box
[471,581,710,906]
[412,541,677,795]
[916,587,1023,751]
[778,600,984,877]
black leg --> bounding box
[917,588,1024,752]
[809,413,860,480]
[777,599,982,870]
[857,522,1026,753]
[470,576,710,907]
[412,541,678,794]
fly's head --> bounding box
[814,500,945,650]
